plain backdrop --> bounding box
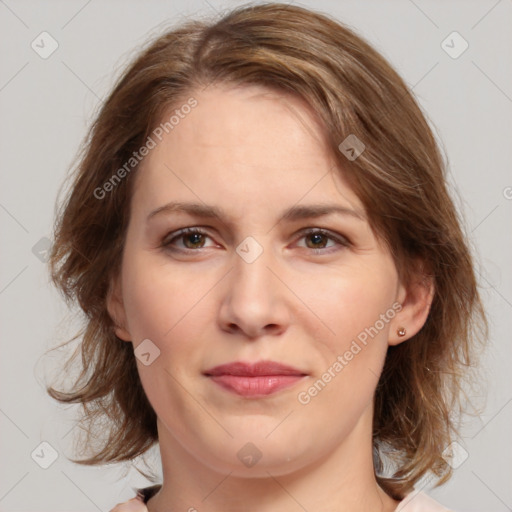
[1,0,511,511]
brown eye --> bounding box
[305,232,330,249]
[162,227,215,251]
[296,228,350,254]
[182,232,206,249]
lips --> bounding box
[204,361,307,397]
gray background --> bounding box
[1,0,511,510]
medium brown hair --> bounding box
[47,2,487,499]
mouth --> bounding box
[203,360,308,398]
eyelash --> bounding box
[161,227,350,255]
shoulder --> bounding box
[109,496,148,512]
[109,485,161,512]
[396,490,454,511]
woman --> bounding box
[47,3,487,511]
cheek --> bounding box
[293,262,398,421]
[121,251,209,344]
[120,251,221,401]
[119,253,213,422]
[295,263,398,351]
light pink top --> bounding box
[110,490,453,511]
[396,490,453,511]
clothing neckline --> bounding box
[133,485,452,511]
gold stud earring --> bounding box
[397,327,406,337]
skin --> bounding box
[108,84,433,512]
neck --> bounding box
[147,405,399,512]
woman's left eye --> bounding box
[295,229,349,253]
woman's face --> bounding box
[110,84,411,476]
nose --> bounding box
[217,245,291,339]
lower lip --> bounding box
[208,375,305,397]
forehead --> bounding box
[131,84,364,218]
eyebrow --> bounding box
[147,201,366,224]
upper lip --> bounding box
[204,360,307,377]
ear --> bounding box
[106,275,131,342]
[388,265,434,346]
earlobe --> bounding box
[389,273,434,346]
[106,278,131,342]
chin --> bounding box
[194,433,317,478]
